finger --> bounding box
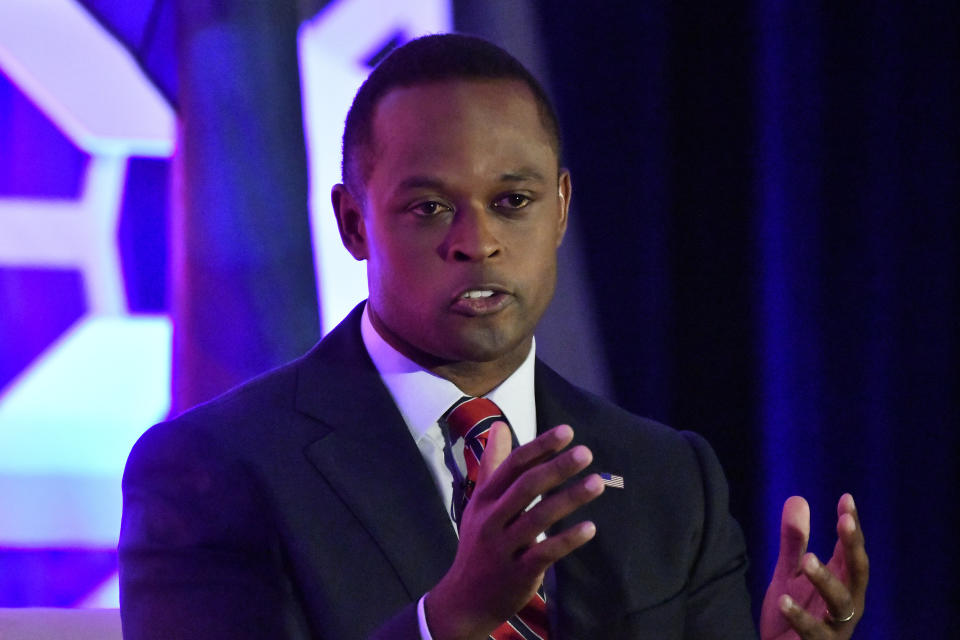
[779,594,831,640]
[824,534,847,582]
[507,473,605,544]
[493,443,594,523]
[800,553,856,625]
[477,424,575,498]
[837,493,865,548]
[775,496,811,577]
[837,494,869,597]
[509,424,575,469]
[826,495,864,580]
[475,421,513,488]
[516,520,597,578]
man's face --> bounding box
[337,79,570,374]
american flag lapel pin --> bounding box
[599,471,624,489]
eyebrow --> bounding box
[396,176,446,192]
[499,168,547,184]
[392,168,549,195]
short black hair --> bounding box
[341,33,562,198]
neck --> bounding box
[430,349,529,397]
[367,306,531,396]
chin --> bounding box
[446,329,529,364]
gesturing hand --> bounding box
[426,422,604,640]
[760,494,869,640]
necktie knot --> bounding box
[443,396,507,502]
[444,396,506,441]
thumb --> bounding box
[776,496,810,577]
[476,421,512,487]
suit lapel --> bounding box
[535,360,620,638]
[297,305,458,599]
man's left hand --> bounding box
[759,493,869,639]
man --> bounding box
[119,34,868,639]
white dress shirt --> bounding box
[360,304,538,527]
[359,303,539,638]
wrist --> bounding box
[424,582,497,640]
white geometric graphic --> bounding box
[76,572,121,608]
[0,0,177,607]
[0,0,176,314]
[0,315,172,546]
[0,0,175,156]
[0,156,130,314]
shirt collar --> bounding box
[360,303,537,446]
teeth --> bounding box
[461,290,494,299]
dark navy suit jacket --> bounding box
[119,304,758,639]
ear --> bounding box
[331,183,368,260]
[555,169,572,247]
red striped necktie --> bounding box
[444,396,549,640]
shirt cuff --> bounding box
[417,593,435,640]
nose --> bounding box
[443,206,502,262]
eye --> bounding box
[492,193,532,210]
[409,200,452,217]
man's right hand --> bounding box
[425,422,604,640]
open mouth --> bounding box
[460,289,495,299]
[451,287,510,315]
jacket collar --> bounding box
[296,303,459,599]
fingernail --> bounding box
[803,555,819,573]
[840,513,856,534]
[572,445,591,464]
[780,595,794,613]
[584,474,603,493]
[553,424,573,440]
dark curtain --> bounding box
[536,2,959,636]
